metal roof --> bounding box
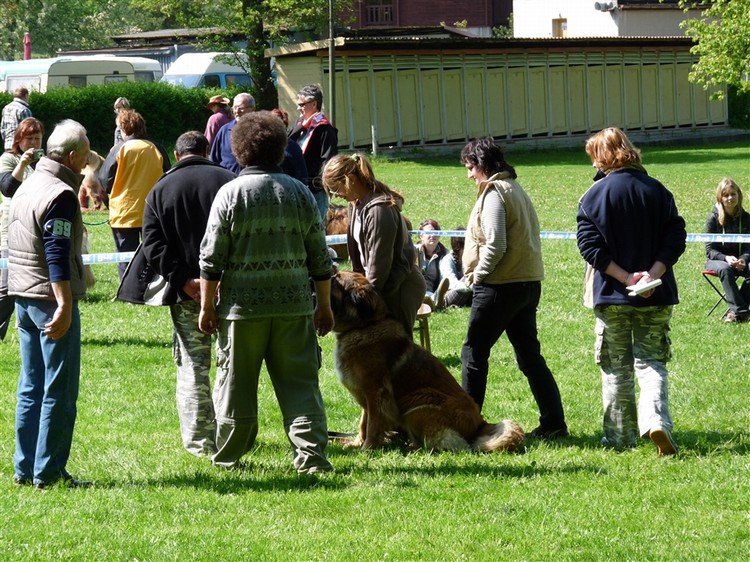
[267,34,694,58]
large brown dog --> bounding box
[330,271,524,452]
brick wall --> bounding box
[355,0,510,29]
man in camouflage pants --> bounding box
[140,131,236,456]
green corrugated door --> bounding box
[421,71,443,142]
[373,70,398,145]
[486,68,508,137]
[466,68,487,139]
[444,69,465,141]
[624,65,642,129]
[659,64,676,127]
[569,66,587,133]
[587,65,606,132]
[397,70,421,143]
[549,66,568,134]
[676,63,693,125]
[508,67,528,136]
[529,67,548,135]
[605,65,625,128]
[349,72,372,146]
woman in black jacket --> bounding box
[705,177,750,323]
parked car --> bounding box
[161,52,252,88]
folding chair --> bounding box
[702,270,730,319]
[414,302,432,353]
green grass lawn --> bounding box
[1,141,749,561]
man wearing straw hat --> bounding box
[203,95,232,149]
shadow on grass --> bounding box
[435,352,461,369]
[84,292,118,304]
[111,456,607,494]
[82,336,169,348]
[646,145,750,166]
[672,430,750,457]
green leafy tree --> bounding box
[0,0,162,59]
[142,0,355,109]
[676,0,750,97]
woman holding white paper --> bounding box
[577,127,686,456]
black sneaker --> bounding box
[530,426,569,439]
[34,473,94,490]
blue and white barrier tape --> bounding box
[2,232,750,269]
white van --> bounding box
[161,52,252,88]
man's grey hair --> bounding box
[233,93,256,109]
[298,85,323,110]
[46,120,88,161]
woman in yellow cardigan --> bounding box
[99,109,170,279]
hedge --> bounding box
[0,82,250,156]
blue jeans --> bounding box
[14,298,81,485]
[313,189,329,225]
[461,281,566,430]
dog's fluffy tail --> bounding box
[472,420,524,452]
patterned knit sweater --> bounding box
[199,166,332,320]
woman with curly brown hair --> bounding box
[198,111,334,474]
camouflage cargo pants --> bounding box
[594,304,674,448]
[170,300,216,456]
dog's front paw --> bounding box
[342,435,364,449]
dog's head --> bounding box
[82,150,104,175]
[325,204,349,236]
[330,271,390,333]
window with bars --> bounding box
[365,0,393,25]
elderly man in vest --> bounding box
[7,119,92,489]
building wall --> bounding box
[617,10,690,36]
[276,46,727,149]
[512,0,693,38]
[351,0,510,29]
[513,0,617,37]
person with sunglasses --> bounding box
[289,85,338,223]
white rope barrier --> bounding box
[2,231,750,269]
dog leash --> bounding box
[327,430,357,440]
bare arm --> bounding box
[44,280,73,340]
[198,278,219,334]
[313,278,334,337]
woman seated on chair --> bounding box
[705,177,750,323]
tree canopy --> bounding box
[135,0,355,108]
[0,0,161,59]
[677,0,750,97]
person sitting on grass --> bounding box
[438,227,473,309]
